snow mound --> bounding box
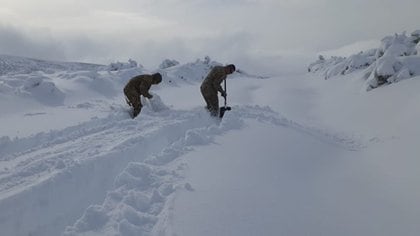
[157,56,255,85]
[158,59,180,69]
[141,93,170,112]
[416,41,420,55]
[308,30,420,90]
[0,55,261,112]
[107,59,141,71]
[159,56,221,85]
[0,73,65,106]
[308,52,376,79]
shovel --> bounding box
[219,78,231,118]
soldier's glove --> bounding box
[221,91,227,98]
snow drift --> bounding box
[308,30,420,90]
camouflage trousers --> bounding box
[200,85,219,116]
[124,87,142,117]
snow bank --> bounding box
[0,55,239,114]
[160,56,220,84]
[0,73,65,106]
[107,59,141,72]
[158,59,180,69]
[308,51,376,80]
[308,30,420,90]
[416,41,420,55]
[157,56,255,85]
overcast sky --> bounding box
[0,0,419,72]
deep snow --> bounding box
[308,30,420,91]
[0,48,420,236]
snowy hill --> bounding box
[1,54,420,236]
[0,54,105,76]
[308,30,420,90]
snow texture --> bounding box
[1,48,420,236]
[308,30,420,90]
[158,59,180,69]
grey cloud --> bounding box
[1,0,419,75]
[0,24,66,61]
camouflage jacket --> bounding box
[124,74,154,98]
[201,66,227,94]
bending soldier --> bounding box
[124,73,162,118]
[200,64,235,116]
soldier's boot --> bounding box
[208,98,219,117]
[209,106,218,117]
[133,106,142,118]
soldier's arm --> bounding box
[213,80,224,94]
[140,87,153,98]
[139,76,153,98]
[212,69,225,94]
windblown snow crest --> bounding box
[308,30,420,90]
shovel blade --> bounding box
[219,106,232,118]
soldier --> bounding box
[124,73,162,118]
[200,64,235,116]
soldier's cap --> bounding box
[226,64,236,72]
[152,73,162,84]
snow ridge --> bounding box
[308,30,420,90]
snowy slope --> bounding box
[308,30,420,91]
[1,51,420,236]
[0,54,105,76]
[0,56,276,235]
[169,73,420,236]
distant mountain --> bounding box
[0,54,105,75]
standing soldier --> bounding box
[200,64,235,116]
[124,73,162,118]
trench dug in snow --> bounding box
[0,104,360,236]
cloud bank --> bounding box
[0,0,419,74]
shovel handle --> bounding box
[223,78,227,106]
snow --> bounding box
[318,39,380,58]
[309,30,420,91]
[171,120,353,236]
[0,55,104,76]
[1,38,420,236]
[107,59,140,72]
[158,59,180,70]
